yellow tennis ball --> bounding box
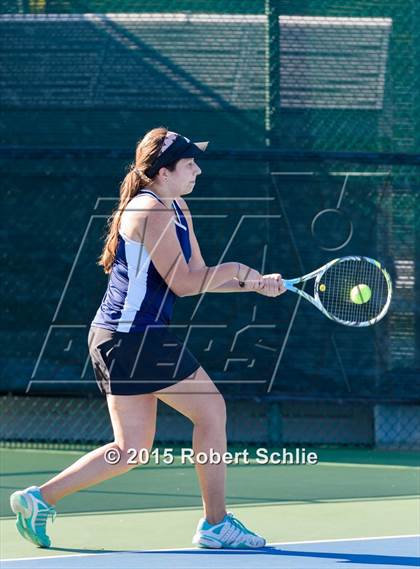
[350,284,371,304]
[319,284,326,292]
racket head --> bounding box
[314,256,392,327]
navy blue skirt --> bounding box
[88,325,200,395]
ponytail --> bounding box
[98,127,168,273]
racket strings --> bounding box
[318,259,389,325]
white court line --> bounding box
[2,534,419,562]
[269,534,420,546]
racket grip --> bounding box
[283,280,295,291]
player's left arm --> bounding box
[178,197,252,293]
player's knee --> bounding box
[194,393,226,429]
[111,437,155,469]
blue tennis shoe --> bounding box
[193,512,266,549]
[10,486,56,548]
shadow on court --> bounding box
[47,546,420,566]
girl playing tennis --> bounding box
[10,127,285,550]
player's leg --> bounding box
[155,367,227,525]
[10,394,157,547]
[40,394,157,503]
[154,368,265,549]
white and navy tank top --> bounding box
[92,190,192,333]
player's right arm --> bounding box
[121,203,261,297]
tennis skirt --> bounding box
[88,326,201,396]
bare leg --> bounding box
[154,368,227,525]
[40,394,157,505]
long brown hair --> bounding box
[98,127,169,274]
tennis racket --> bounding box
[283,256,392,327]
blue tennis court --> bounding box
[2,536,419,569]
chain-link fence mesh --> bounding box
[1,395,418,450]
[1,1,419,449]
[1,0,419,153]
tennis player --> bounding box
[10,128,285,550]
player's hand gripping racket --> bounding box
[283,256,392,327]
